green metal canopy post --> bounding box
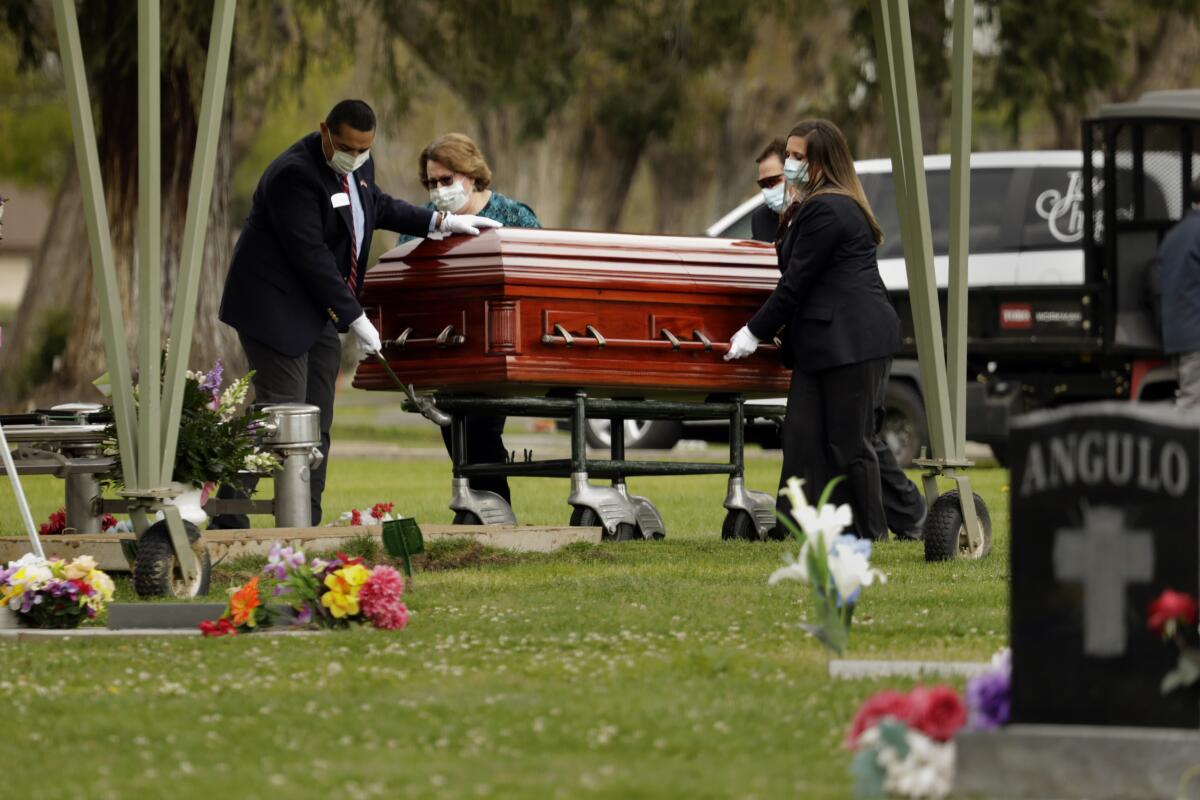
[872,0,984,557]
[136,0,162,489]
[51,0,140,488]
[161,0,237,482]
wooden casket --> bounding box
[352,228,792,398]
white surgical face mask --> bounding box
[325,128,370,176]
[784,157,809,187]
[430,178,470,213]
[761,181,788,214]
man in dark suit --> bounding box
[751,139,788,243]
[215,99,500,526]
[1159,176,1200,408]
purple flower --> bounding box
[966,657,1012,730]
[293,605,313,626]
[198,359,224,394]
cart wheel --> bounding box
[570,506,638,541]
[133,520,212,599]
[452,510,482,525]
[721,510,760,541]
[923,490,992,562]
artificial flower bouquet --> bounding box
[1147,588,1200,693]
[327,502,398,527]
[0,554,115,628]
[200,543,409,637]
[101,358,280,490]
[39,507,119,536]
[768,477,887,654]
[846,650,1010,799]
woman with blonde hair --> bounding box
[725,119,901,540]
[401,133,540,508]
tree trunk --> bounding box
[561,121,647,232]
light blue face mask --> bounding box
[784,157,809,187]
[761,181,788,213]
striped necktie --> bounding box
[342,174,358,295]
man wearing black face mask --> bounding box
[214,99,502,527]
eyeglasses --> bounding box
[422,175,459,190]
[756,174,784,190]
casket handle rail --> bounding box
[384,325,465,350]
[537,326,778,355]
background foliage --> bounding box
[0,0,1199,407]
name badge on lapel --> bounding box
[330,192,350,208]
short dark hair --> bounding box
[326,100,376,135]
[1191,175,1200,205]
[756,138,786,165]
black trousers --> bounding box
[209,324,341,528]
[441,414,511,503]
[873,365,926,535]
[777,357,890,540]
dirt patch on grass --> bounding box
[414,539,523,571]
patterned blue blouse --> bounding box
[398,191,541,244]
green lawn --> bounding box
[0,436,1010,798]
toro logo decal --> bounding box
[1000,303,1033,329]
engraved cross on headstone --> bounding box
[1053,505,1154,657]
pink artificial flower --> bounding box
[845,689,913,748]
[907,685,968,742]
[359,565,408,630]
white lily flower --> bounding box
[780,476,853,550]
[827,541,887,602]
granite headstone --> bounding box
[1010,402,1200,729]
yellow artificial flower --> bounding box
[320,565,371,619]
[87,570,115,602]
[64,556,98,580]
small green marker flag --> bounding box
[382,517,424,579]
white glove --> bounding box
[441,213,504,236]
[724,325,760,361]
[349,313,382,355]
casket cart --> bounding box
[353,229,792,540]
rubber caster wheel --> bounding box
[570,506,638,541]
[923,490,992,562]
[721,510,761,541]
[452,510,482,525]
[133,520,212,598]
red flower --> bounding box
[350,509,362,526]
[907,685,967,742]
[70,578,94,596]
[844,690,913,748]
[1147,589,1199,637]
[371,502,395,520]
[335,551,365,567]
[199,618,237,637]
[101,513,118,531]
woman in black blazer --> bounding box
[726,119,901,540]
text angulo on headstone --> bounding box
[1019,431,1190,499]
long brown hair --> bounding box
[786,119,883,245]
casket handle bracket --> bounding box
[542,323,575,347]
[388,327,414,349]
[436,325,465,348]
[585,324,606,348]
[692,329,712,352]
[660,328,681,351]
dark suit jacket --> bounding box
[1160,209,1200,354]
[219,132,434,357]
[748,193,900,372]
[750,203,780,243]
